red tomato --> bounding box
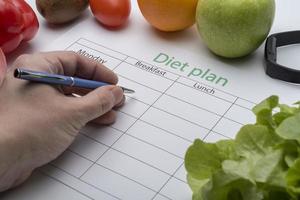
[89,0,131,27]
[0,48,7,84]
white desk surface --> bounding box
[2,0,300,200]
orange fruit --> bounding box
[137,0,198,32]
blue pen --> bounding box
[14,68,135,94]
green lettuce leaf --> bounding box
[185,96,300,200]
[235,125,281,158]
[198,171,263,200]
[185,139,234,180]
[276,113,300,143]
[286,158,300,197]
[252,95,278,128]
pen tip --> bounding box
[121,87,135,94]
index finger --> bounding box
[41,51,118,84]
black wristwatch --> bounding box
[265,30,300,83]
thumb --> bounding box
[73,85,124,124]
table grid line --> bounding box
[77,54,180,200]
[78,56,132,179]
[151,162,185,200]
[70,40,256,112]
[163,92,244,123]
[203,97,239,141]
[115,108,233,144]
[38,170,96,200]
[76,40,177,82]
[47,163,123,200]
[118,74,250,126]
[53,38,258,200]
[112,56,129,71]
[116,106,231,142]
[115,73,248,127]
[73,133,188,190]
[75,37,257,105]
[72,149,157,191]
[65,38,82,53]
[78,73,181,199]
[117,73,251,125]
[112,76,181,199]
[78,132,175,176]
[66,149,172,196]
[124,133,184,159]
[116,73,169,94]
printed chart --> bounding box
[38,37,256,200]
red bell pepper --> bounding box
[0,48,6,84]
[0,0,39,53]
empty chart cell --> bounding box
[141,107,208,142]
[115,62,175,92]
[41,165,119,200]
[166,82,232,115]
[204,132,228,143]
[81,165,156,200]
[80,125,122,147]
[127,121,191,158]
[235,98,256,109]
[69,134,108,162]
[118,76,161,105]
[160,178,191,200]
[2,170,93,200]
[111,111,136,132]
[98,149,169,191]
[174,165,187,182]
[225,105,255,125]
[117,96,149,118]
[112,135,182,174]
[52,150,92,178]
[154,95,220,129]
[213,118,242,139]
[67,43,122,70]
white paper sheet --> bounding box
[2,1,300,199]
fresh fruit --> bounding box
[196,0,276,58]
[36,0,89,24]
[0,0,39,53]
[137,0,198,32]
[89,0,131,27]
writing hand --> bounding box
[0,51,125,192]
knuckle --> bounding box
[14,54,31,66]
[65,51,79,60]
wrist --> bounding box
[0,124,34,191]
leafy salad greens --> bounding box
[185,96,300,200]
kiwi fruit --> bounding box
[36,0,89,24]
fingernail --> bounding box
[111,86,123,104]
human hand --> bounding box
[0,51,125,192]
[0,48,6,84]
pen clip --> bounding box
[14,68,67,82]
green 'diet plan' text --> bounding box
[153,53,229,87]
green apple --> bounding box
[196,0,275,58]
